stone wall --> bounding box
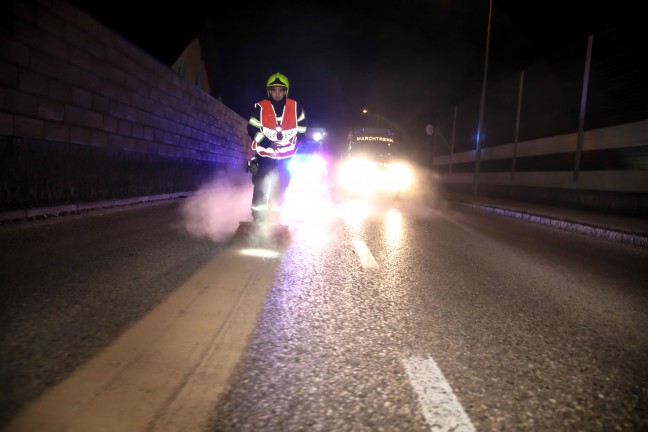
[0,0,249,212]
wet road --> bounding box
[1,194,647,431]
[209,198,648,431]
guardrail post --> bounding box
[573,34,594,188]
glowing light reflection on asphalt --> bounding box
[238,248,281,259]
[339,199,371,228]
[385,208,403,248]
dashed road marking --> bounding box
[402,355,476,432]
[352,239,379,268]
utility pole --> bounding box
[474,0,493,195]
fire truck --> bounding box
[335,128,414,197]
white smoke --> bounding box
[180,169,252,242]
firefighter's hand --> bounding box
[246,157,259,175]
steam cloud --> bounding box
[180,169,252,242]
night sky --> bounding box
[67,0,631,152]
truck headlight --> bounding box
[383,163,414,191]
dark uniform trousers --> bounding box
[251,157,291,222]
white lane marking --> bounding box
[402,355,476,432]
[352,239,379,268]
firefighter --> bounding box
[246,72,308,223]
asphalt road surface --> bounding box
[1,193,647,431]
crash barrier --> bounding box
[0,0,249,212]
[430,26,647,216]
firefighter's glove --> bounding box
[246,157,259,175]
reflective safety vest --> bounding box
[251,98,299,159]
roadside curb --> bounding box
[0,191,195,223]
[454,201,648,249]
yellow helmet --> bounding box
[266,72,289,96]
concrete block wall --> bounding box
[0,0,249,212]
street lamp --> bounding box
[361,109,379,127]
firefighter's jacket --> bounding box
[248,97,307,159]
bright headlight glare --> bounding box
[290,154,327,178]
[338,158,380,194]
[337,158,414,195]
[384,163,414,190]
